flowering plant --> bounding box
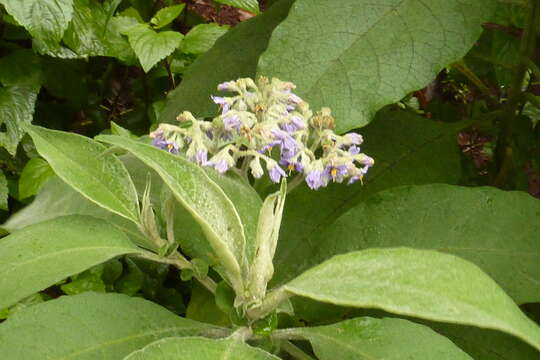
[150,77,374,191]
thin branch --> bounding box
[280,341,316,360]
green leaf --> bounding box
[3,176,149,247]
[214,0,260,14]
[297,185,540,305]
[63,0,136,63]
[0,170,7,211]
[125,24,183,72]
[96,135,246,294]
[289,317,472,359]
[150,4,185,29]
[186,283,230,326]
[181,23,230,55]
[272,110,463,285]
[125,337,279,360]
[18,158,54,199]
[0,215,142,309]
[25,125,140,223]
[159,0,293,123]
[257,0,497,132]
[0,50,42,155]
[0,0,74,45]
[0,292,222,359]
[281,248,540,351]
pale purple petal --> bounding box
[223,115,241,131]
[269,165,286,183]
[306,170,325,190]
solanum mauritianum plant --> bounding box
[0,0,540,359]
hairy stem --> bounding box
[280,340,316,360]
[247,287,290,320]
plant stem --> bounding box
[247,287,290,320]
[280,340,316,360]
[452,59,498,106]
[494,0,539,187]
[163,58,176,89]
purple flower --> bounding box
[259,140,280,154]
[152,135,179,154]
[195,149,208,165]
[305,170,325,190]
[211,96,230,113]
[325,164,349,183]
[268,164,287,183]
[280,116,306,133]
[349,145,360,155]
[280,158,303,173]
[217,81,234,91]
[286,104,295,112]
[209,159,229,174]
[271,128,297,153]
[223,115,241,131]
[205,130,214,140]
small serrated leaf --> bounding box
[214,0,260,14]
[181,23,229,55]
[150,4,185,29]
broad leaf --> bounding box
[281,248,540,351]
[293,184,540,304]
[0,215,142,309]
[125,337,279,360]
[0,292,221,359]
[150,4,185,29]
[272,110,463,285]
[0,50,42,155]
[3,176,149,248]
[26,125,140,223]
[288,317,471,359]
[159,0,293,123]
[181,24,230,55]
[63,0,136,63]
[214,0,260,14]
[0,0,74,46]
[18,158,54,199]
[96,135,247,293]
[257,0,497,132]
[125,24,183,72]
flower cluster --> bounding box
[150,77,374,190]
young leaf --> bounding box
[292,184,540,305]
[125,24,183,72]
[0,293,223,359]
[0,215,142,310]
[214,0,260,14]
[248,180,287,302]
[159,0,293,123]
[181,23,230,55]
[273,110,464,285]
[0,0,74,46]
[96,135,246,294]
[281,248,540,351]
[257,0,497,132]
[287,317,472,359]
[18,158,54,199]
[150,4,186,29]
[25,125,140,223]
[124,337,280,360]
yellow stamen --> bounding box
[331,168,337,178]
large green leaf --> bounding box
[0,0,74,45]
[96,135,248,293]
[272,110,463,285]
[125,337,279,360]
[257,0,496,132]
[295,184,540,304]
[181,24,230,55]
[125,24,183,72]
[0,292,221,359]
[214,0,260,14]
[26,125,140,223]
[159,0,293,123]
[286,317,471,359]
[3,177,149,247]
[281,248,540,351]
[0,215,142,309]
[0,50,42,155]
[63,0,136,63]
